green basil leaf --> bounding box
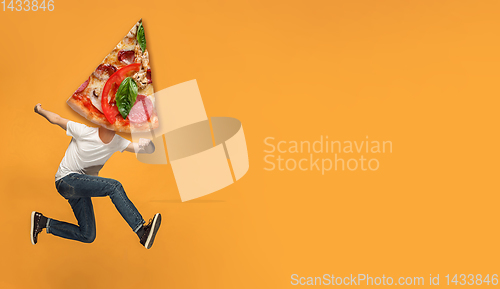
[137,22,146,52]
[115,77,138,119]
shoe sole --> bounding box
[30,211,36,245]
[145,213,161,249]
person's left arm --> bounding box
[124,138,155,154]
[34,103,69,131]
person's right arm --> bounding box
[124,138,155,154]
[34,103,69,131]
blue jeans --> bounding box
[47,173,145,243]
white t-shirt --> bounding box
[55,121,131,181]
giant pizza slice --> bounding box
[67,19,159,133]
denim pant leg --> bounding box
[48,173,145,242]
[47,196,96,243]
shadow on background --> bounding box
[149,199,226,203]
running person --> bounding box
[31,103,161,249]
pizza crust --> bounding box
[67,96,116,131]
[67,95,158,133]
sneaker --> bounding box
[30,211,45,245]
[140,213,161,249]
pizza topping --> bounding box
[141,50,150,68]
[89,87,104,113]
[75,78,89,93]
[128,95,153,123]
[118,50,135,65]
[126,22,138,38]
[132,45,151,89]
[133,70,149,89]
[101,63,141,124]
[134,45,142,64]
[134,45,149,69]
[85,76,107,113]
[115,77,138,119]
[137,22,146,52]
[146,69,152,84]
[93,64,117,81]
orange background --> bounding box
[1,0,500,288]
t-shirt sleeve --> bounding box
[116,135,132,153]
[66,121,91,139]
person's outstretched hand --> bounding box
[34,103,42,114]
[138,138,155,153]
[139,138,152,150]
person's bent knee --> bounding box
[110,180,123,191]
[82,235,96,243]
[81,230,96,243]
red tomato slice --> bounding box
[101,63,141,124]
